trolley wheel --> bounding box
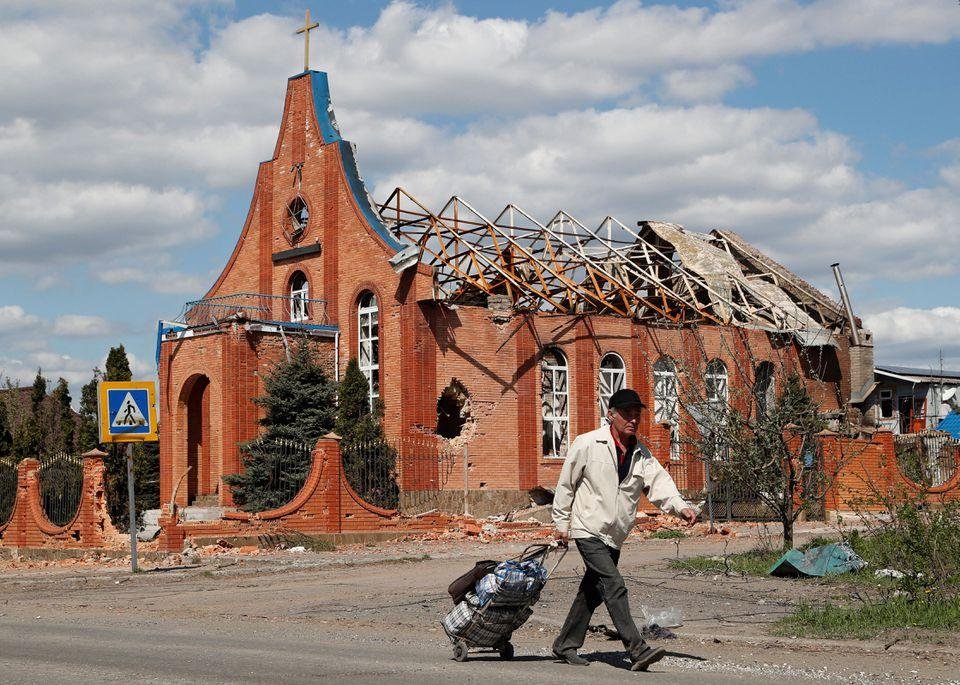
[453,640,469,662]
[498,641,514,660]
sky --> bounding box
[1,0,959,405]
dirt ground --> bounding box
[0,521,957,684]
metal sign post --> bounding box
[97,381,159,574]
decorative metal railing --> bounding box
[895,431,959,488]
[236,437,314,513]
[0,458,16,526]
[37,452,84,527]
[179,293,329,327]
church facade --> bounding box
[157,69,873,513]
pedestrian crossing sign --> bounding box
[98,381,158,443]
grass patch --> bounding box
[776,595,960,639]
[650,529,687,540]
[669,547,783,576]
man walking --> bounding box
[552,388,697,671]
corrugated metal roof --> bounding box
[876,365,960,381]
[937,411,960,439]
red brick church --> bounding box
[158,62,873,513]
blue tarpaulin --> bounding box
[769,542,866,577]
[937,411,960,439]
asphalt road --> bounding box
[0,532,956,684]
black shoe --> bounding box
[630,645,666,671]
[552,649,590,666]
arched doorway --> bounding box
[183,375,211,505]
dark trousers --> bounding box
[553,537,647,658]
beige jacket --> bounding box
[552,424,689,549]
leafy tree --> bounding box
[691,373,826,549]
[224,343,337,512]
[337,358,399,509]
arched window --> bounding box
[705,359,728,408]
[654,356,680,461]
[358,292,379,407]
[541,348,569,458]
[755,361,776,417]
[598,352,626,419]
[705,359,729,459]
[289,271,309,322]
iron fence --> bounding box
[37,452,84,527]
[240,437,314,513]
[342,436,455,513]
[181,292,329,327]
[895,431,959,488]
[0,458,16,526]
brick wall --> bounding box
[0,451,118,550]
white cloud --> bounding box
[660,65,756,103]
[0,176,215,268]
[95,265,214,296]
[0,305,40,334]
[52,315,117,338]
[864,306,960,368]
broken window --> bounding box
[541,348,569,459]
[705,359,728,460]
[598,352,626,419]
[879,389,893,419]
[653,357,678,426]
[654,357,680,461]
[705,359,728,408]
[358,291,379,407]
[285,196,309,245]
[754,362,776,418]
[289,271,309,322]
[436,379,469,439]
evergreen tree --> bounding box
[0,398,13,459]
[78,368,103,451]
[101,345,153,530]
[105,345,132,382]
[336,358,398,509]
[51,378,76,454]
[224,343,337,512]
[30,369,47,414]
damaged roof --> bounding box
[377,187,847,345]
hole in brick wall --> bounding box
[71,530,80,542]
[344,512,353,518]
[479,482,487,488]
[436,378,470,438]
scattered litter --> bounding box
[875,568,904,579]
[643,624,677,639]
[287,546,307,553]
[642,606,683,628]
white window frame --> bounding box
[541,348,569,459]
[358,292,379,408]
[289,272,309,322]
[654,357,680,461]
[705,359,729,460]
[598,352,626,420]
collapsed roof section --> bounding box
[377,187,847,346]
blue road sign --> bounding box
[106,388,151,435]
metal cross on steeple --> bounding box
[295,9,320,72]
